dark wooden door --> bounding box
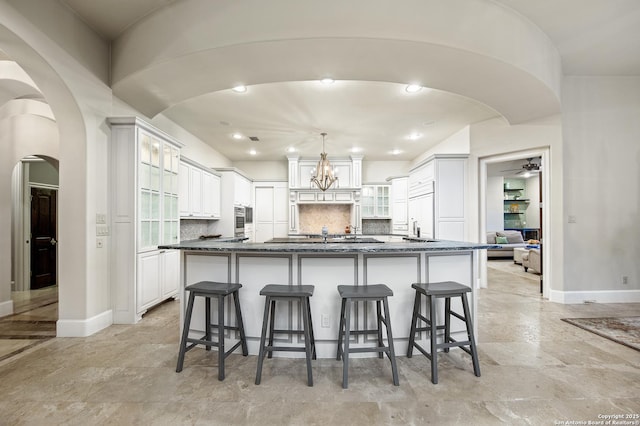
[31,187,57,289]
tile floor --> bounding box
[0,263,638,425]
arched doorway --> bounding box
[0,16,93,337]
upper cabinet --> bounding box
[389,177,408,233]
[179,158,221,219]
[408,155,468,241]
[361,185,390,218]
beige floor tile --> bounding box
[0,262,639,424]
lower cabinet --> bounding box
[137,249,180,315]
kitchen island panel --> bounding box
[364,254,421,341]
[183,252,232,333]
[299,255,358,342]
[236,254,293,338]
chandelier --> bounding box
[310,132,338,191]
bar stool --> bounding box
[255,284,316,386]
[176,281,248,381]
[407,281,480,384]
[336,284,399,389]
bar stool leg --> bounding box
[255,296,271,385]
[205,296,212,351]
[383,297,399,386]
[342,298,352,389]
[305,297,317,360]
[461,293,481,377]
[267,298,277,359]
[336,297,346,361]
[217,295,225,381]
[176,291,196,372]
[232,290,248,356]
[376,300,384,359]
[301,296,314,386]
[444,297,451,353]
[429,294,439,384]
[407,291,420,358]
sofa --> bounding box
[486,230,527,258]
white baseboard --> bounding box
[56,309,113,337]
[549,289,640,304]
[0,299,14,317]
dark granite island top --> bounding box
[159,239,497,253]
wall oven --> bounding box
[234,206,245,237]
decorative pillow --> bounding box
[495,236,509,244]
[497,230,525,244]
[486,232,497,244]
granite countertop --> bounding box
[159,238,498,253]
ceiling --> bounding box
[54,0,640,162]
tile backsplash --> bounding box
[298,204,352,234]
[180,220,218,241]
[362,219,392,235]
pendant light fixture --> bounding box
[310,132,338,191]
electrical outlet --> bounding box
[622,276,629,285]
[321,314,330,328]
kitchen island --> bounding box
[159,238,496,358]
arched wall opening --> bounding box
[0,21,90,335]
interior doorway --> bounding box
[11,157,59,310]
[30,187,57,289]
[479,148,551,298]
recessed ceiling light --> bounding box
[408,132,423,140]
[232,85,247,93]
[391,149,402,155]
[405,84,422,93]
[287,147,296,153]
[320,78,335,85]
[232,133,243,140]
[350,147,362,153]
[249,149,257,156]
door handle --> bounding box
[50,238,57,246]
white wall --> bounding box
[561,76,640,295]
[486,176,504,231]
[362,161,411,183]
[234,161,287,181]
[470,115,563,295]
[411,126,470,169]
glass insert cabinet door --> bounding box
[361,186,375,217]
[138,129,180,250]
[163,143,180,245]
[376,186,390,217]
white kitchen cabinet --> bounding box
[203,173,221,218]
[137,249,180,312]
[361,185,390,218]
[179,159,221,219]
[108,117,183,324]
[217,168,253,236]
[408,155,467,241]
[390,177,408,233]
[254,181,288,242]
